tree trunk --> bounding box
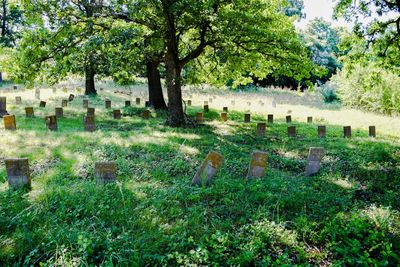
[165,50,185,127]
[85,68,97,95]
[0,71,2,83]
[146,61,167,110]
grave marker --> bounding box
[318,126,326,138]
[95,162,117,183]
[3,115,16,130]
[256,122,266,137]
[45,115,57,131]
[286,115,292,123]
[125,100,131,107]
[83,99,89,108]
[39,101,46,108]
[196,112,204,123]
[35,89,40,99]
[192,151,224,186]
[344,126,351,138]
[223,107,228,112]
[247,151,268,179]
[136,98,140,105]
[113,109,121,119]
[142,110,150,119]
[84,115,95,132]
[307,116,313,123]
[68,94,75,102]
[62,99,68,107]
[220,112,228,122]
[288,126,296,137]
[5,158,31,189]
[25,107,34,117]
[204,105,209,112]
[105,99,111,109]
[0,97,8,117]
[55,107,63,118]
[268,114,274,124]
[145,101,150,107]
[204,101,208,105]
[15,96,22,105]
[187,100,192,106]
[13,85,18,90]
[305,147,325,176]
[87,107,95,116]
[244,113,251,123]
[209,98,213,104]
[369,126,376,137]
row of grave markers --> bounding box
[4,147,324,189]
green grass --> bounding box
[0,89,399,266]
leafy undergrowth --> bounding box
[0,93,399,266]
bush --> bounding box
[319,83,339,103]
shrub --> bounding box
[319,82,339,103]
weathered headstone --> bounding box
[136,98,140,105]
[305,147,325,176]
[256,122,266,137]
[145,101,150,107]
[196,112,204,123]
[55,107,63,118]
[288,126,296,137]
[25,107,34,118]
[3,115,16,130]
[344,126,351,138]
[13,85,18,90]
[39,101,46,108]
[142,110,150,119]
[220,112,228,122]
[244,113,251,123]
[15,96,22,105]
[318,126,326,138]
[84,115,95,132]
[204,105,209,112]
[0,97,8,117]
[68,94,75,102]
[223,107,228,112]
[45,115,57,131]
[267,114,274,124]
[87,107,95,116]
[286,115,292,123]
[83,99,89,109]
[61,99,68,107]
[95,162,117,183]
[307,116,313,123]
[5,158,31,189]
[187,100,192,106]
[105,99,111,109]
[369,126,376,137]
[125,100,131,107]
[113,109,121,119]
[192,151,224,186]
[247,151,268,179]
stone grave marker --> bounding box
[244,113,251,123]
[113,109,121,119]
[83,99,89,108]
[247,151,268,179]
[369,126,376,137]
[187,100,192,106]
[0,97,8,117]
[95,162,117,183]
[223,107,228,112]
[142,110,150,119]
[125,100,131,107]
[344,126,351,138]
[256,122,266,137]
[39,101,46,108]
[286,115,292,123]
[318,126,326,138]
[307,116,313,123]
[55,107,63,118]
[5,158,31,189]
[288,126,296,137]
[35,89,40,99]
[305,147,325,176]
[68,94,75,102]
[220,112,228,122]
[204,105,209,112]
[268,114,274,124]
[45,115,57,131]
[204,101,208,105]
[192,151,224,186]
[105,99,111,109]
[196,112,204,123]
[3,115,16,130]
[87,107,95,116]
[84,115,95,132]
[13,85,18,90]
[145,101,150,107]
[25,107,34,118]
[15,96,22,105]
[136,98,140,105]
[62,99,68,107]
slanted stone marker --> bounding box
[95,162,117,183]
[5,158,31,189]
[247,151,268,179]
[142,110,150,119]
[244,113,251,123]
[220,112,228,122]
[305,147,325,176]
[286,115,292,123]
[105,99,111,109]
[55,107,63,118]
[223,107,228,112]
[204,105,209,112]
[15,96,22,105]
[136,98,140,105]
[68,94,75,102]
[369,126,376,137]
[87,107,95,116]
[196,112,204,123]
[25,107,34,118]
[3,115,16,130]
[318,126,326,138]
[192,151,224,186]
[84,115,95,132]
[113,109,121,119]
[62,99,68,107]
[187,100,192,106]
[344,126,351,138]
[288,126,296,137]
[39,101,46,108]
[125,100,131,107]
[256,122,266,137]
[45,115,57,131]
[0,97,9,117]
[268,114,273,124]
[83,99,89,108]
[307,116,313,123]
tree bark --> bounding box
[85,68,97,95]
[146,61,167,110]
[0,71,2,83]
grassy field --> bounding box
[0,83,399,266]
